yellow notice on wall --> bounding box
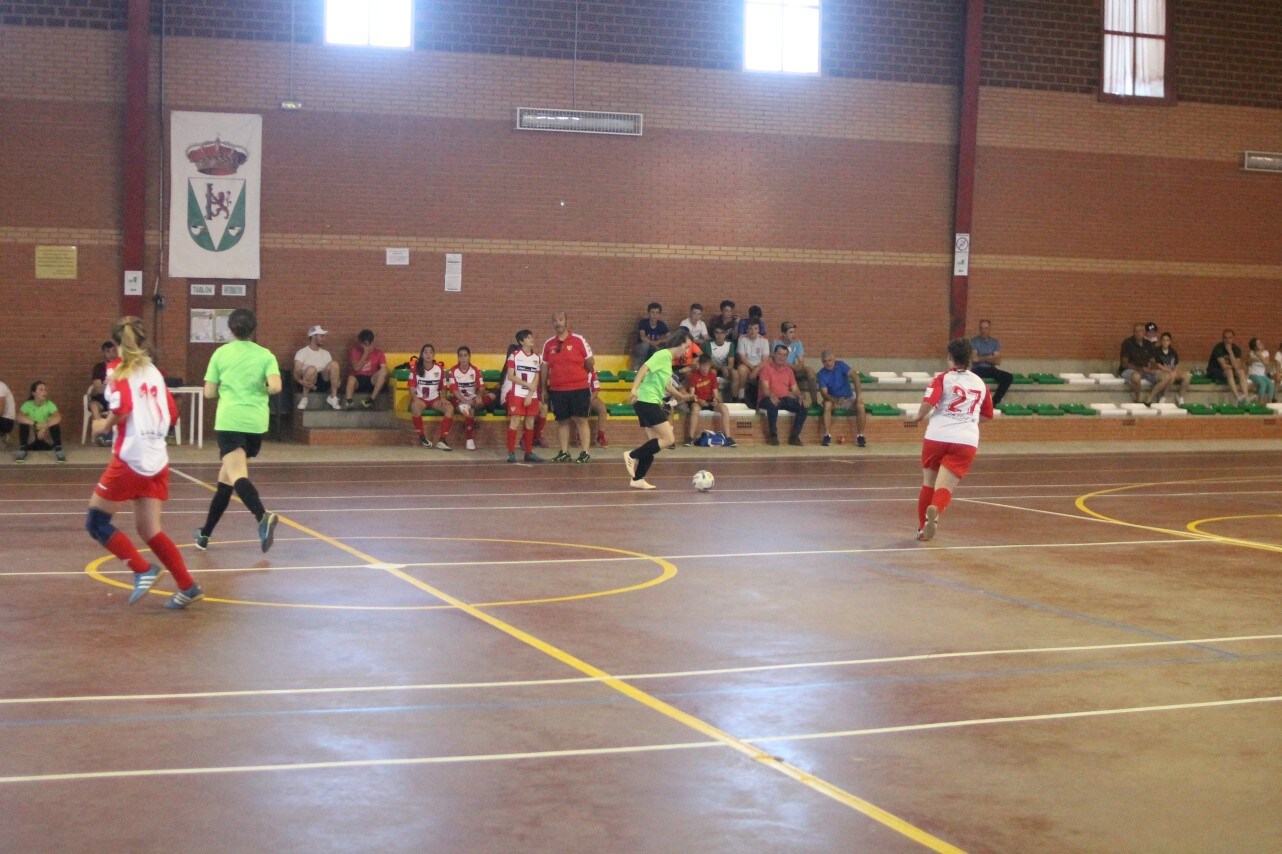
[35,246,78,279]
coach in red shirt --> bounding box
[540,310,596,463]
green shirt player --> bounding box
[624,329,695,490]
[195,308,284,552]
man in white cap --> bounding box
[292,325,342,410]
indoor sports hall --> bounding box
[3,0,1281,851]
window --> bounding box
[325,0,412,49]
[745,0,820,74]
[1102,0,1169,100]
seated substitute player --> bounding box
[505,330,544,463]
[443,345,497,451]
[85,316,203,609]
[408,344,456,450]
[816,349,867,447]
[909,338,994,542]
[589,368,609,447]
[682,352,736,446]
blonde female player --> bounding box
[910,338,993,541]
[85,317,202,608]
[624,329,695,489]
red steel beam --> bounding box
[121,0,150,317]
[949,0,984,341]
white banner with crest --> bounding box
[168,111,261,278]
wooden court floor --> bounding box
[2,446,1280,852]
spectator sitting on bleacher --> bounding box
[1246,338,1275,404]
[682,352,736,447]
[759,344,808,446]
[816,350,867,448]
[734,321,770,404]
[343,328,388,410]
[87,340,118,445]
[14,380,65,462]
[1207,329,1249,405]
[445,346,496,451]
[293,325,342,411]
[679,303,709,345]
[632,302,669,371]
[408,344,455,450]
[775,322,820,408]
[1153,332,1190,405]
[969,319,1013,405]
[1119,322,1170,405]
[709,299,740,342]
[737,304,767,339]
[707,325,737,399]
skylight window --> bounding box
[325,0,412,49]
[745,0,820,74]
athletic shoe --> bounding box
[465,439,476,451]
[165,584,204,610]
[629,478,656,490]
[767,435,779,446]
[193,529,209,551]
[683,438,695,447]
[922,506,939,542]
[596,433,609,447]
[788,436,803,446]
[419,435,433,449]
[436,439,453,452]
[327,395,342,411]
[14,450,27,463]
[724,436,737,447]
[575,451,590,464]
[55,447,67,462]
[128,564,162,605]
[822,434,832,446]
[623,451,638,479]
[297,396,309,410]
[344,398,354,410]
[95,434,111,447]
[258,512,279,553]
[856,435,867,448]
[507,452,517,463]
[916,528,926,541]
[523,452,544,463]
[361,397,374,409]
[1176,396,1185,406]
[552,451,572,463]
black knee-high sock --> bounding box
[49,424,63,447]
[201,483,234,536]
[18,424,30,449]
[233,477,266,522]
[631,438,661,480]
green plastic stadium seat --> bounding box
[806,405,823,416]
[393,367,410,381]
[859,373,877,384]
[619,370,637,382]
[1031,373,1067,384]
[1190,375,1218,385]
[596,370,618,383]
[1031,404,1064,416]
[1179,403,1217,415]
[1215,404,1247,415]
[1010,373,1034,384]
[607,403,635,416]
[1246,404,1273,415]
[481,369,501,382]
[866,403,900,416]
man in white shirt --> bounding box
[292,325,342,410]
[678,303,709,345]
[0,379,14,445]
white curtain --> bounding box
[1103,1,1165,97]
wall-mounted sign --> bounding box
[386,248,409,265]
[222,284,247,296]
[191,283,217,296]
[35,246,77,279]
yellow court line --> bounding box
[163,470,966,852]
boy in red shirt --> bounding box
[683,353,736,446]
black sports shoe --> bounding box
[258,513,279,553]
[552,451,572,463]
[856,435,867,448]
[575,451,590,463]
[194,529,210,551]
[821,434,832,446]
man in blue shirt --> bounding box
[774,322,820,408]
[970,319,1013,404]
[816,350,867,447]
[631,302,669,370]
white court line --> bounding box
[4,632,1278,706]
[1,536,1216,578]
[2,694,1279,785]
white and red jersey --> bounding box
[408,359,446,401]
[922,368,993,447]
[449,364,484,400]
[106,361,176,477]
[505,349,542,400]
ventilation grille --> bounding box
[516,107,642,136]
[1243,151,1282,173]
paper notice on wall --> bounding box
[190,308,216,342]
[444,253,462,292]
[386,248,409,266]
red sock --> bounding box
[147,532,193,589]
[533,415,546,441]
[523,427,534,453]
[931,487,953,516]
[412,414,424,436]
[105,530,151,574]
[506,427,518,453]
[465,417,475,438]
[439,415,453,438]
[597,430,606,443]
[918,486,935,528]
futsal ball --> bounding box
[692,470,715,492]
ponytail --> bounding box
[110,316,152,380]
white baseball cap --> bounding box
[307,325,328,337]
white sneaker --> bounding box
[623,451,638,479]
[922,506,939,541]
[629,478,656,490]
[297,396,309,410]
[1176,396,1185,405]
[327,395,342,410]
[465,439,476,450]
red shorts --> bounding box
[95,457,170,502]
[506,393,540,417]
[922,439,978,479]
[412,395,442,411]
